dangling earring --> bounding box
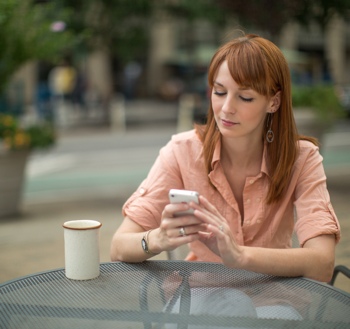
[266,112,274,143]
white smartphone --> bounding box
[169,189,199,216]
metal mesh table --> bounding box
[1,261,350,328]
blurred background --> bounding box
[0,0,350,292]
[1,0,350,122]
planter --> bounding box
[0,150,30,218]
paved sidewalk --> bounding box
[0,119,349,294]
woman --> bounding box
[110,33,340,282]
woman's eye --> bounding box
[240,96,253,102]
[213,91,226,96]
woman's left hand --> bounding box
[191,195,244,268]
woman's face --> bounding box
[211,61,275,142]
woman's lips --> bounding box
[221,119,238,127]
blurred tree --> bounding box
[216,0,350,37]
[215,0,350,84]
[20,1,247,99]
[56,0,151,64]
[161,0,225,24]
[292,0,350,31]
[50,0,152,111]
[0,0,77,98]
[157,0,226,93]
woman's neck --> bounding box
[221,136,264,170]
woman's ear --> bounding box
[269,91,281,113]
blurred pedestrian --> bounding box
[71,70,87,116]
[123,61,142,100]
[48,59,77,101]
[35,62,53,121]
[35,81,52,121]
[48,59,77,126]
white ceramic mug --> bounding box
[63,219,102,280]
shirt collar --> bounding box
[211,138,221,170]
[210,138,270,177]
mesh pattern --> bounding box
[1,261,350,328]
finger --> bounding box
[207,223,226,235]
[198,231,214,240]
[163,203,191,217]
[198,195,221,215]
[192,205,220,227]
[189,198,218,221]
[174,231,201,244]
[179,223,208,236]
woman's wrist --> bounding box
[231,245,248,270]
[142,229,160,256]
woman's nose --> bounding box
[222,96,236,114]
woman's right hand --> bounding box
[155,202,207,253]
[111,202,206,262]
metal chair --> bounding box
[328,265,350,286]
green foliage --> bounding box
[0,0,77,94]
[51,0,223,64]
[293,0,350,30]
[0,114,55,151]
[162,0,225,25]
[216,0,350,36]
[24,123,56,150]
[292,85,345,123]
[57,0,152,64]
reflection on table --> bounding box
[1,261,350,328]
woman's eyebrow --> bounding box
[213,81,224,87]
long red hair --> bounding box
[195,34,317,204]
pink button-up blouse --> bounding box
[122,130,340,262]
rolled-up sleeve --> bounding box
[122,144,181,230]
[294,143,340,246]
[122,131,199,230]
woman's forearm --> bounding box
[110,216,164,262]
[238,235,335,282]
[111,230,158,262]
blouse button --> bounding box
[256,219,261,224]
[246,199,251,204]
[139,188,146,195]
[249,179,254,184]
